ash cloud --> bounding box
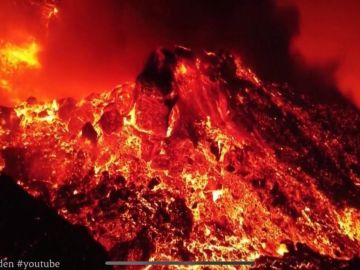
[1,0,350,105]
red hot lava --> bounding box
[1,46,360,269]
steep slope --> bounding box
[1,46,359,269]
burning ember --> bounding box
[1,46,360,269]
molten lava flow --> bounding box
[0,47,360,269]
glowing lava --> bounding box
[0,40,41,72]
[0,47,359,269]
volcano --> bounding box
[0,46,360,269]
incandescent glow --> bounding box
[276,243,289,256]
[178,63,188,75]
[211,189,224,202]
[0,41,41,72]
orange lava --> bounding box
[0,47,359,269]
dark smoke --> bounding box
[1,0,350,105]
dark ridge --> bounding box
[136,48,177,95]
[0,174,111,270]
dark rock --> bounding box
[26,96,37,104]
[225,164,236,172]
[0,174,111,270]
[0,106,19,130]
[210,141,221,161]
[115,175,126,186]
[270,182,299,219]
[99,109,122,134]
[81,122,98,143]
[168,198,193,238]
[109,228,155,263]
[137,48,176,95]
[58,98,77,121]
[1,147,28,181]
[148,177,160,189]
[251,178,266,188]
[176,242,195,261]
